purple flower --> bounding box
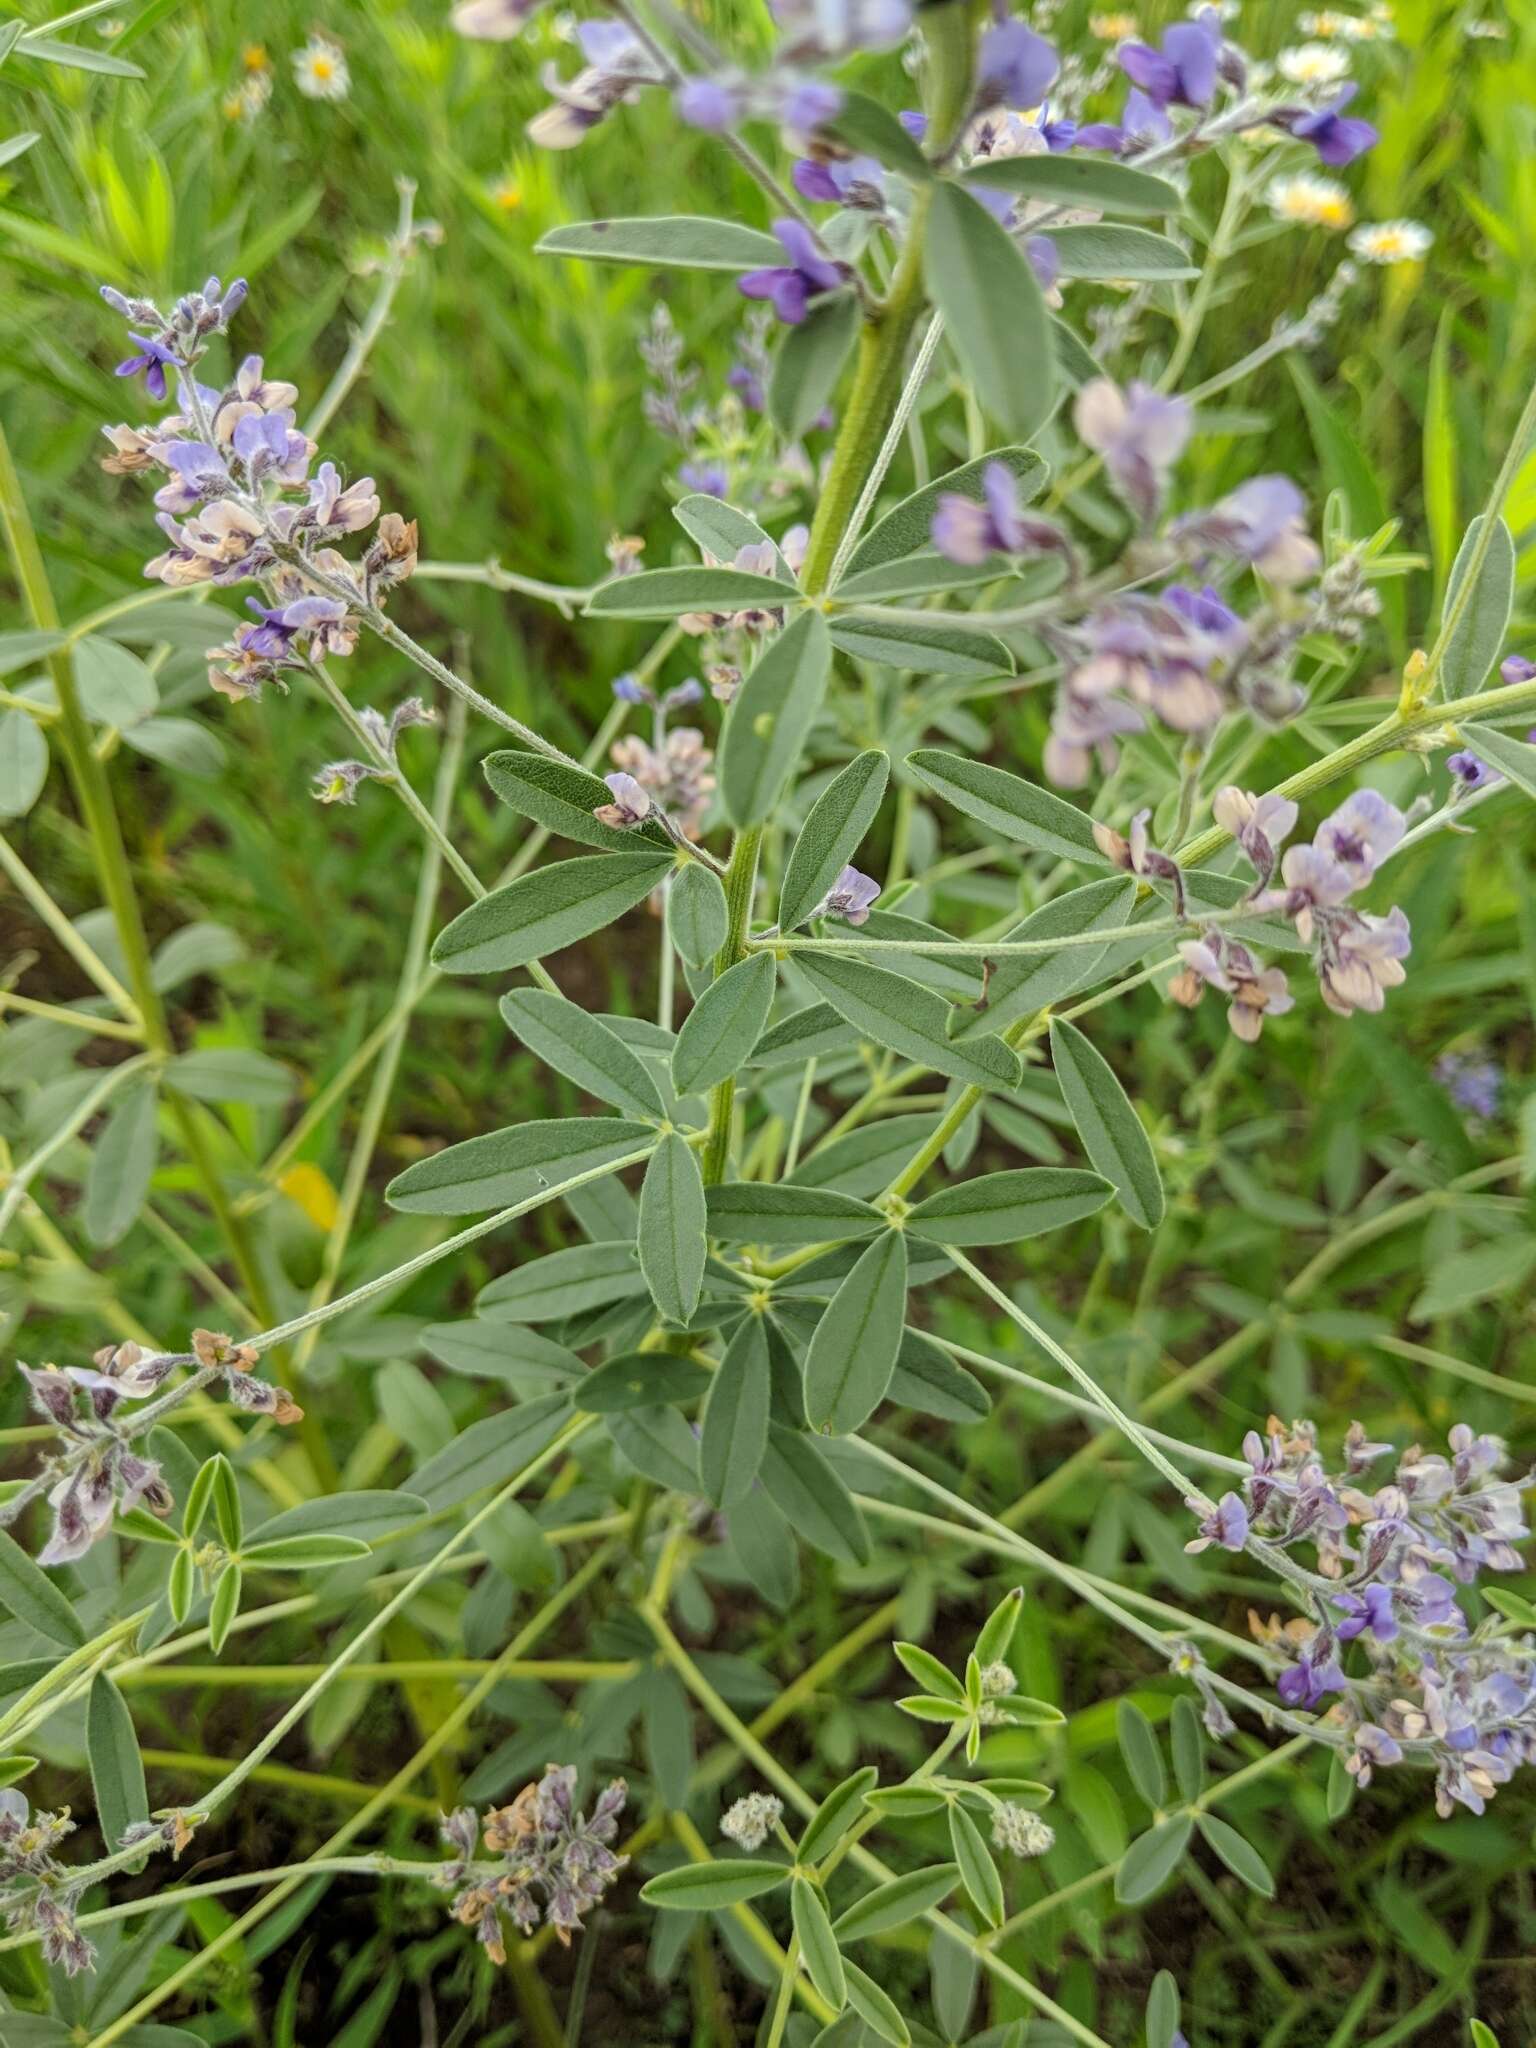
[1314,788,1406,884]
[1276,1639,1347,1710]
[676,76,742,130]
[1500,654,1536,683]
[793,153,887,210]
[822,864,880,925]
[1316,905,1411,1017]
[612,673,650,705]
[1213,786,1298,884]
[931,461,1026,565]
[738,218,844,325]
[115,333,179,402]
[1186,1491,1250,1553]
[1446,749,1499,792]
[770,0,912,60]
[240,593,351,661]
[1076,84,1174,155]
[1171,930,1294,1042]
[1026,234,1059,294]
[1435,1052,1502,1121]
[1335,1583,1398,1644]
[1119,10,1221,109]
[1074,378,1192,522]
[1176,475,1321,585]
[593,770,652,828]
[1274,82,1378,167]
[977,19,1059,110]
[776,75,844,138]
[679,460,730,496]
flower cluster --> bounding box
[0,1793,91,1975]
[1213,1420,1535,1818]
[97,283,418,705]
[436,1767,627,1956]
[719,1790,784,1850]
[313,697,437,807]
[5,1333,300,1572]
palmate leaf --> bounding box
[948,876,1138,1041]
[923,182,1054,445]
[433,851,673,974]
[839,446,1048,582]
[759,1423,870,1564]
[1048,1018,1164,1229]
[406,1393,573,1511]
[1114,1815,1192,1904]
[778,748,890,933]
[832,1863,958,1941]
[906,749,1107,867]
[1041,224,1198,280]
[386,1116,655,1215]
[796,952,1021,1092]
[704,1181,884,1245]
[537,215,785,270]
[641,1858,788,1908]
[478,1240,646,1321]
[791,1876,847,2007]
[829,616,1014,679]
[499,988,665,1120]
[576,1350,712,1412]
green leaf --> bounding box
[385,1116,655,1215]
[949,1802,1004,1928]
[798,1765,879,1866]
[210,1454,242,1551]
[906,749,1106,868]
[13,32,144,76]
[1051,314,1102,388]
[0,1753,37,1788]
[792,1876,848,2006]
[87,1672,147,1858]
[671,495,791,578]
[949,876,1138,1040]
[168,1547,194,1625]
[779,749,890,933]
[1117,1699,1166,1809]
[829,616,1014,678]
[121,715,225,779]
[249,1492,429,1545]
[1041,224,1198,280]
[1410,1235,1536,1319]
[576,1350,711,1412]
[907,1167,1112,1246]
[1146,1969,1182,2048]
[833,553,1006,603]
[0,134,40,170]
[924,181,1053,443]
[482,750,671,854]
[833,1863,958,1941]
[699,1314,771,1508]
[1114,1815,1192,1904]
[1469,2022,1500,2048]
[0,710,47,819]
[432,851,672,974]
[72,636,159,726]
[805,1229,907,1434]
[888,1328,989,1422]
[840,447,1048,582]
[640,1858,788,1907]
[1049,1018,1164,1230]
[207,1563,242,1651]
[1423,306,1457,595]
[1195,1813,1275,1898]
[0,1530,87,1645]
[499,987,665,1121]
[667,861,730,970]
[169,1047,294,1106]
[423,1320,584,1386]
[826,89,933,177]
[0,628,64,675]
[975,1586,1025,1667]
[720,610,833,826]
[82,1077,159,1248]
[606,1403,702,1492]
[844,1964,911,2046]
[1460,722,1536,799]
[748,1000,859,1069]
[893,1642,965,1701]
[478,1240,645,1321]
[705,1182,884,1245]
[862,1784,947,1818]
[771,292,861,442]
[585,566,793,619]
[1169,1697,1204,1804]
[796,952,1021,1091]
[538,215,786,269]
[406,1393,572,1511]
[671,952,777,1095]
[1440,517,1516,700]
[238,1534,372,1570]
[964,154,1182,216]
[760,1424,870,1564]
[638,1133,708,1324]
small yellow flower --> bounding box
[241,42,269,72]
[489,175,522,211]
[1089,10,1138,38]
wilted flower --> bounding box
[720,1791,783,1850]
[1093,807,1186,915]
[1213,785,1299,884]
[737,218,845,326]
[991,1804,1054,1857]
[1170,929,1294,1041]
[438,1767,627,1956]
[1074,379,1192,523]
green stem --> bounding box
[701,823,764,1184]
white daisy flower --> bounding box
[292,34,349,100]
[1268,173,1354,231]
[1278,40,1353,83]
[1347,219,1432,265]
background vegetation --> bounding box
[1,0,1534,2042]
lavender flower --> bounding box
[1272,82,1378,166]
[1436,1051,1502,1121]
[1118,10,1222,108]
[451,0,543,36]
[1212,785,1299,885]
[820,864,880,925]
[769,0,913,62]
[1501,654,1536,683]
[1074,378,1193,522]
[1093,807,1186,915]
[976,18,1059,110]
[593,770,654,828]
[793,152,887,210]
[526,21,662,150]
[737,218,845,325]
[1446,749,1500,792]
[1170,930,1295,1042]
[1186,1491,1250,1552]
[1175,475,1322,585]
[439,1766,627,1958]
[676,76,744,131]
[930,459,1060,565]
